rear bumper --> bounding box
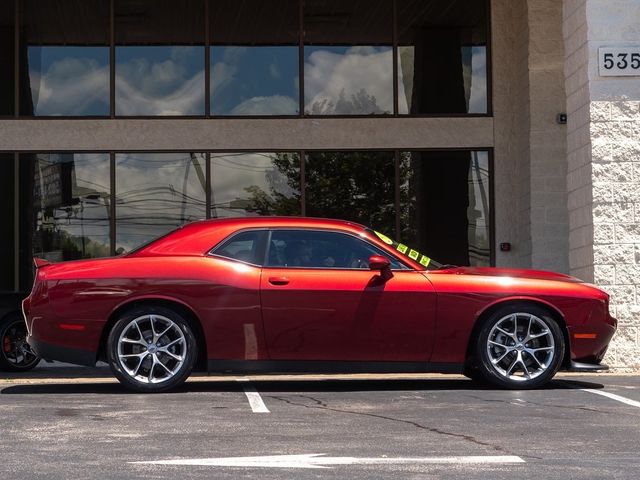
[27,336,96,367]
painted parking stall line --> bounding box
[236,378,270,413]
[581,388,640,409]
[131,454,526,469]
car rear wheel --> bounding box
[0,313,40,372]
[474,304,565,389]
[107,306,197,393]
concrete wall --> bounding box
[492,0,570,272]
[527,0,570,272]
[0,117,494,151]
[563,0,640,369]
[492,0,531,268]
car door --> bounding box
[260,229,437,362]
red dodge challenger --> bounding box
[23,217,616,392]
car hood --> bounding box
[436,266,583,283]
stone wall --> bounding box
[591,100,640,368]
[563,0,640,369]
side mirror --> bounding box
[368,255,391,271]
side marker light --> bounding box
[574,333,597,339]
[59,323,85,331]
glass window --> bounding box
[397,0,488,115]
[303,0,393,115]
[210,152,301,218]
[0,154,15,290]
[210,0,299,115]
[267,230,404,269]
[115,153,207,253]
[0,0,15,116]
[31,153,111,262]
[115,0,205,116]
[211,230,266,265]
[305,151,395,234]
[22,0,110,116]
[399,150,491,266]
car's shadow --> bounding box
[0,377,605,395]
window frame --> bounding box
[208,228,268,267]
[5,0,492,119]
[263,227,412,271]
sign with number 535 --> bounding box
[599,47,640,76]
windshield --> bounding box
[368,229,444,270]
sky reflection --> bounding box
[211,47,299,115]
[28,47,109,116]
[115,46,205,116]
[304,46,393,115]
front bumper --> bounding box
[568,361,609,372]
[27,335,96,367]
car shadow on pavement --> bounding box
[0,377,605,395]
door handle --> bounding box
[268,276,290,286]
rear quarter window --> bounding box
[210,230,266,265]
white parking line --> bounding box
[581,388,640,409]
[131,453,526,468]
[236,379,270,413]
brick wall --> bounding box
[591,101,640,368]
[563,0,640,369]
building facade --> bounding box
[0,0,638,369]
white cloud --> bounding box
[468,47,487,114]
[115,153,207,251]
[269,62,281,79]
[116,68,205,116]
[30,46,207,116]
[115,46,205,115]
[30,55,109,116]
[230,95,297,115]
[304,47,394,115]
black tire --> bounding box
[473,303,565,389]
[463,364,487,385]
[107,306,197,393]
[0,313,41,372]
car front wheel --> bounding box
[475,304,565,389]
[107,306,197,392]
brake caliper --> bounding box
[3,334,12,353]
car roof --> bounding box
[192,216,365,230]
[129,217,369,257]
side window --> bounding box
[211,230,266,265]
[266,230,406,269]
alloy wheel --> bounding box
[1,319,40,370]
[117,314,187,384]
[486,312,555,382]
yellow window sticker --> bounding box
[374,231,394,245]
[397,243,408,254]
[419,255,431,267]
[408,249,419,260]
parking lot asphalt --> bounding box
[1,367,639,479]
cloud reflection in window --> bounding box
[115,153,207,252]
[115,46,205,116]
[28,47,109,116]
[211,47,299,115]
[304,46,393,115]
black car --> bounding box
[0,293,40,371]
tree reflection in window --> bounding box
[305,151,396,233]
[212,152,300,217]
